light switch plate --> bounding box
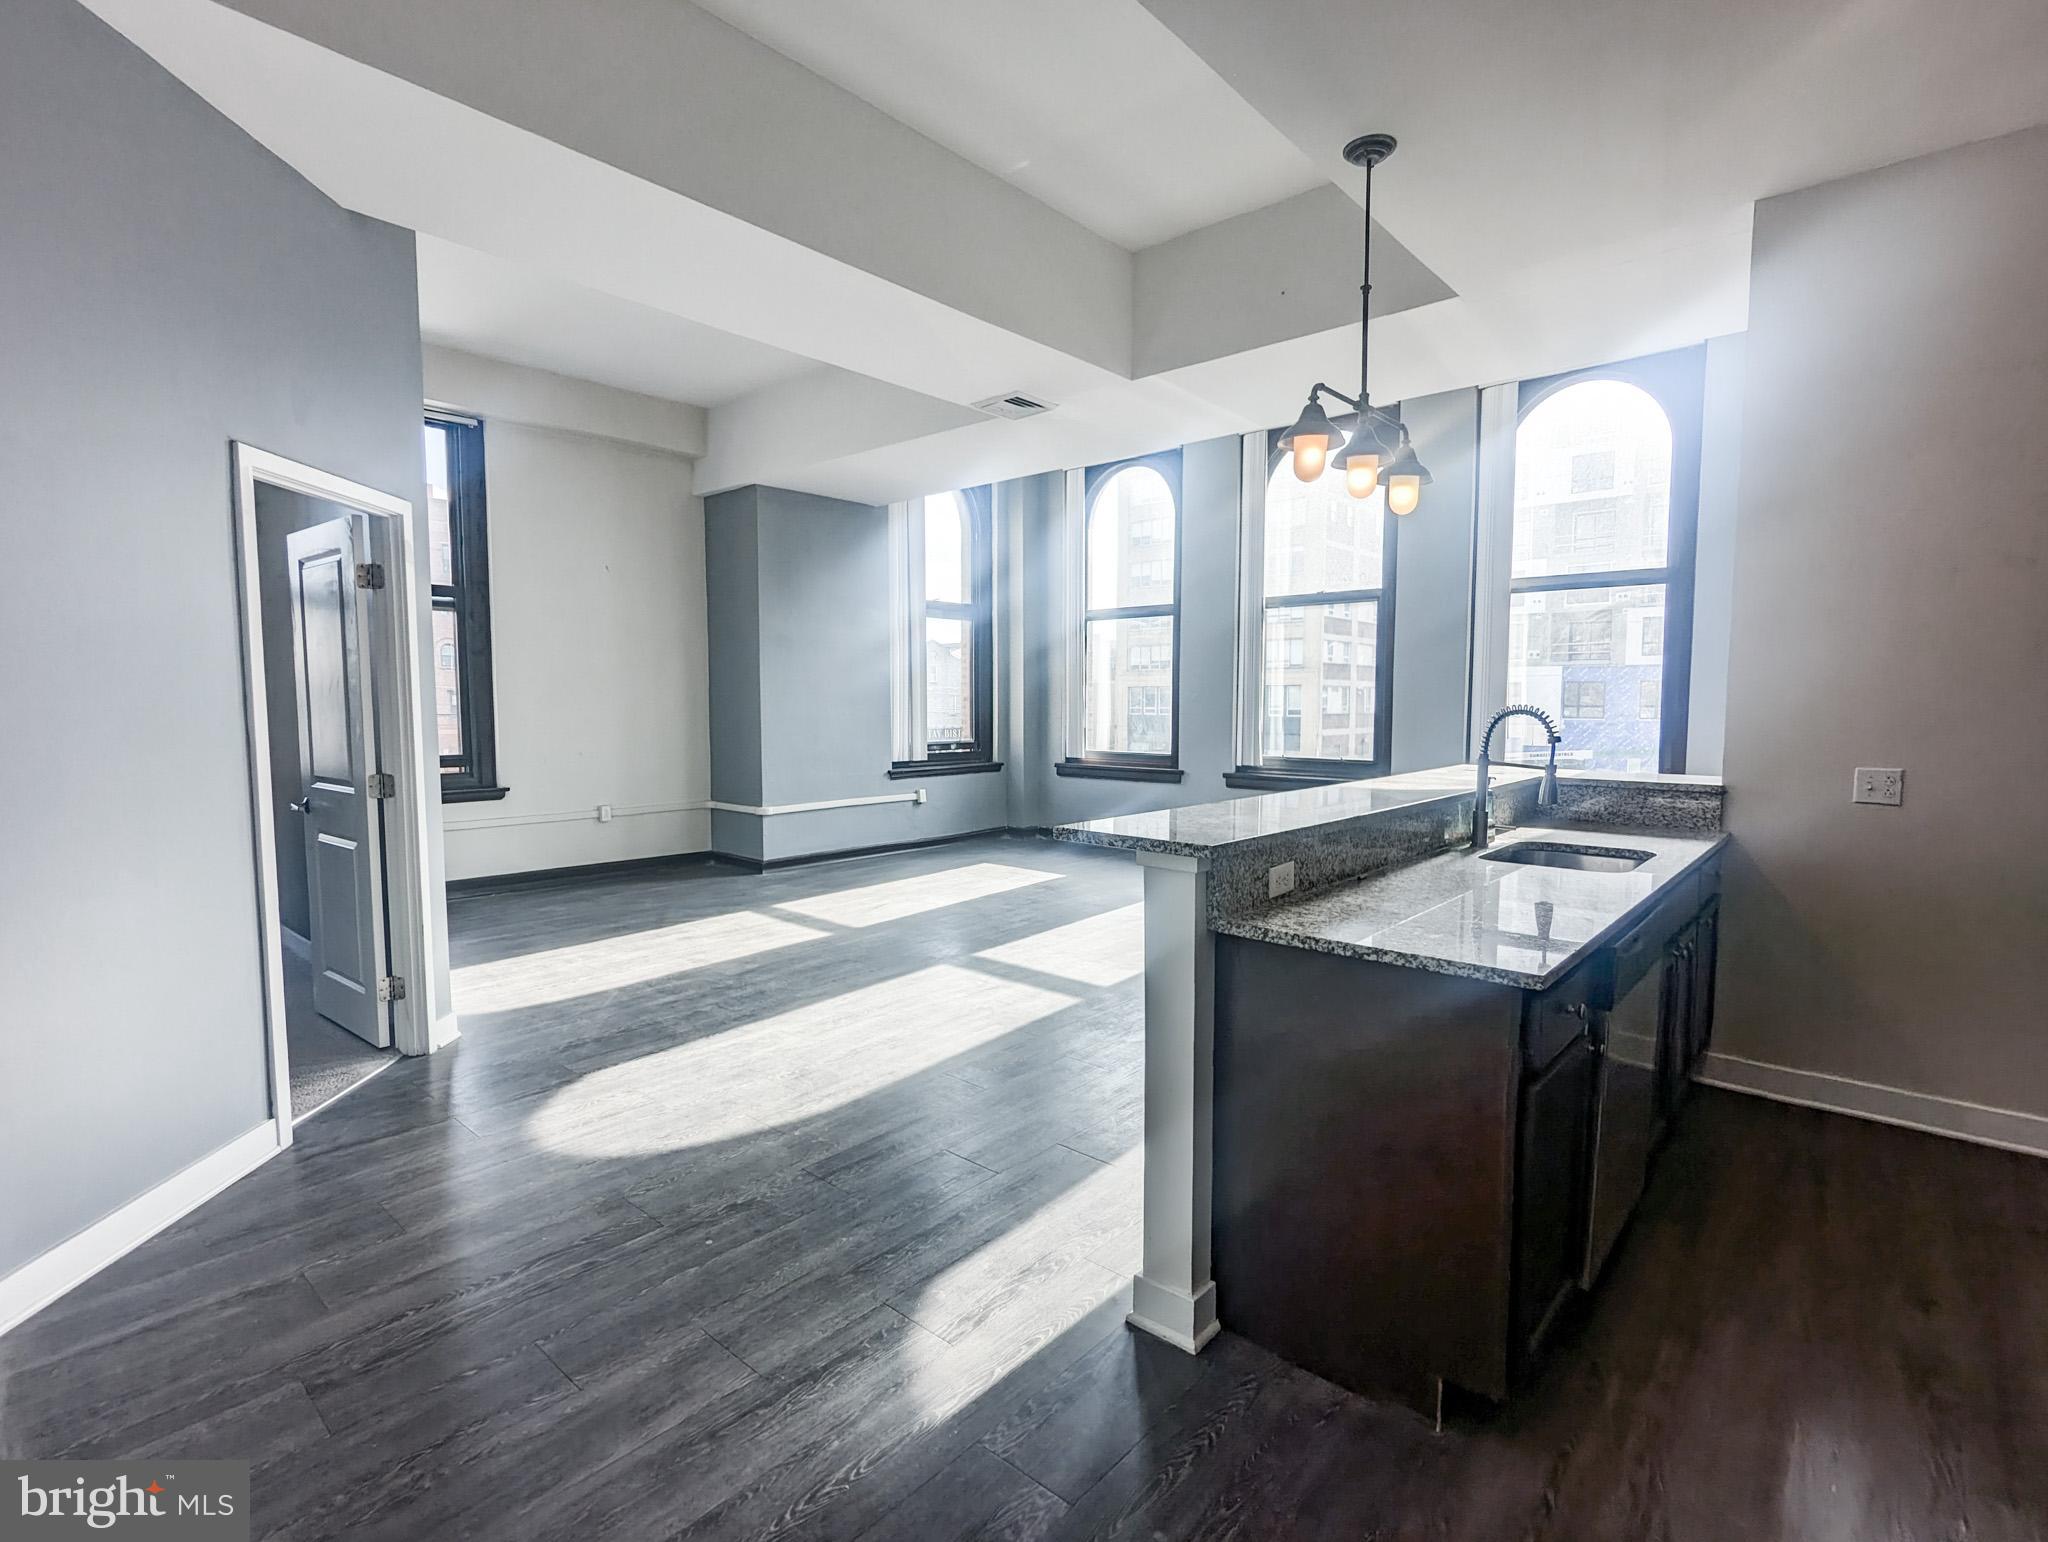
[1268,861,1297,898]
[1852,768,1903,806]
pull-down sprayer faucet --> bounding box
[1472,705,1562,850]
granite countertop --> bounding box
[1053,765,1543,857]
[1216,826,1729,990]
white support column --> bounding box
[1129,849,1221,1353]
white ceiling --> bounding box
[85,0,2048,502]
[686,0,1327,251]
[416,236,816,408]
[1138,0,2048,319]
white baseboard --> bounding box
[1699,1052,2048,1159]
[0,1122,281,1340]
[429,1011,463,1052]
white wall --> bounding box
[430,355,711,880]
[1716,124,2048,1121]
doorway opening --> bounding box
[232,445,440,1138]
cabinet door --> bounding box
[1656,923,1696,1124]
[1514,1033,1595,1369]
[1687,902,1720,1068]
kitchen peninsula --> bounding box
[1054,762,1726,1410]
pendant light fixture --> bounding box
[1275,133,1432,513]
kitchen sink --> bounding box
[1479,842,1653,873]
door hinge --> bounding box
[367,771,396,799]
[376,975,407,1004]
[355,561,386,589]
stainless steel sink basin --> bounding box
[1479,842,1653,873]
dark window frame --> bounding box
[427,412,505,802]
[1248,429,1399,782]
[1059,451,1185,780]
[1510,347,1704,774]
[893,486,997,777]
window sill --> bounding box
[1225,768,1337,791]
[1055,760,1184,784]
[442,782,511,804]
[887,759,1004,780]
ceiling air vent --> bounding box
[971,391,1055,420]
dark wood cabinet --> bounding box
[1513,1030,1595,1369]
[1654,895,1720,1125]
[1655,922,1696,1126]
[1211,863,1722,1410]
[1686,900,1719,1069]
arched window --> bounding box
[1504,366,1696,771]
[1252,440,1393,770]
[1070,453,1181,770]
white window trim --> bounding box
[1233,429,1268,768]
[1467,381,1518,757]
[888,498,928,763]
[1061,466,1087,760]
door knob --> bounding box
[289,798,310,813]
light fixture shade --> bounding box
[1382,425,1432,515]
[1276,396,1349,455]
[1341,409,1398,466]
[1382,429,1433,488]
[1277,395,1350,481]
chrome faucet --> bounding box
[1472,705,1561,850]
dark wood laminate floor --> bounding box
[6,832,2046,1540]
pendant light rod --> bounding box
[1360,147,1374,415]
[1342,133,1397,428]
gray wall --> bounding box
[1389,390,1479,771]
[705,486,765,859]
[1686,334,1745,777]
[1717,124,2048,1117]
[704,485,1007,863]
[0,0,427,1280]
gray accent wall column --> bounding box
[703,484,1009,863]
[705,486,766,862]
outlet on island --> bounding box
[1268,860,1297,898]
[1851,768,1904,807]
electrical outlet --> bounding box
[1852,768,1903,807]
[1268,860,1297,898]
[597,804,614,822]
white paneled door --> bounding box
[286,518,391,1048]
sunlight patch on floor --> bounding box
[452,910,829,1011]
[774,862,1059,929]
[973,902,1144,987]
[525,963,1078,1157]
[901,1147,1139,1410]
